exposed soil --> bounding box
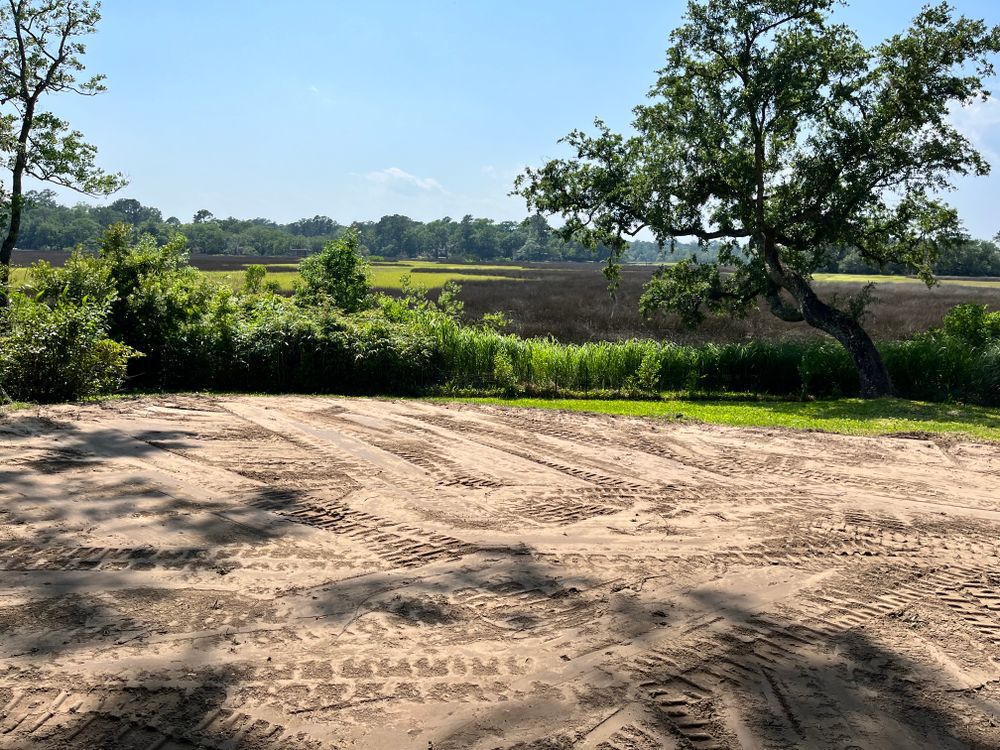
[1,396,999,749]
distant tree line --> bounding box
[9,190,1000,275]
[11,191,616,261]
[817,241,1000,278]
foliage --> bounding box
[820,238,1000,277]
[12,190,1000,276]
[632,348,662,394]
[9,192,708,264]
[5,227,998,408]
[492,350,518,395]
[21,248,115,304]
[797,342,857,398]
[940,303,1000,347]
[295,229,372,312]
[0,289,136,402]
[480,311,512,332]
[426,315,999,405]
[0,0,125,280]
[241,264,278,294]
[517,0,1000,397]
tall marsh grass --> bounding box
[423,318,999,405]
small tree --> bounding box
[296,228,372,312]
[0,0,125,301]
[517,0,1000,397]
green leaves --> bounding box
[640,260,725,327]
[0,285,138,402]
[517,0,1000,332]
[24,111,126,194]
[1,0,123,277]
[296,228,374,313]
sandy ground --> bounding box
[1,396,1000,749]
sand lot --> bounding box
[1,396,1000,749]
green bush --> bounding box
[0,291,138,402]
[21,250,115,305]
[798,342,857,398]
[296,228,372,312]
[882,335,997,405]
[940,303,1000,347]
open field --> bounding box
[813,272,1000,288]
[3,395,1000,748]
[10,250,1000,342]
[198,261,529,293]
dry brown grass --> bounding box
[456,263,1000,343]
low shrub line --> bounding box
[1,226,998,406]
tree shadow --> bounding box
[426,576,1000,749]
[0,409,324,749]
[0,404,615,749]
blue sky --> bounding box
[32,0,1000,238]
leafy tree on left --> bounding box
[0,0,125,303]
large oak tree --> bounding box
[0,0,124,300]
[517,0,1000,397]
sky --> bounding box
[27,0,1000,238]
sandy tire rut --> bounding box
[1,395,1000,749]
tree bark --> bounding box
[784,273,894,399]
[0,105,34,307]
[760,235,893,399]
[0,180,24,269]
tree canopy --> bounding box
[517,0,1000,397]
[0,0,124,299]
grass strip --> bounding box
[438,395,1000,441]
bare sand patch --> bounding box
[1,396,998,748]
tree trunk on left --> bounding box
[1,111,34,308]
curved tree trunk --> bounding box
[761,236,894,399]
[784,275,894,399]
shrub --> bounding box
[492,350,518,394]
[0,291,138,402]
[242,264,279,294]
[5,229,998,408]
[940,303,1000,347]
[21,250,115,305]
[798,342,857,398]
[296,229,372,312]
[632,348,662,393]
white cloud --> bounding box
[948,97,1000,165]
[365,167,446,193]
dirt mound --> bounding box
[1,396,998,748]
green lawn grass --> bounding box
[441,396,1000,441]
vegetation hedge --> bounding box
[1,226,997,406]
